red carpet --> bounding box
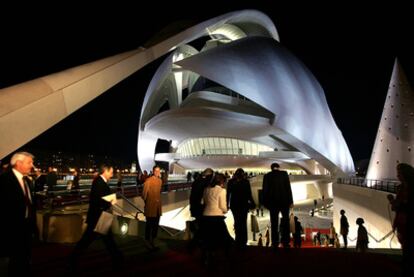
[28,235,402,277]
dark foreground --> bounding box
[22,236,403,276]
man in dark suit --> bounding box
[69,164,123,271]
[34,169,46,192]
[46,166,57,192]
[0,152,36,276]
[262,163,293,249]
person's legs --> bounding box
[280,207,290,247]
[145,217,155,241]
[8,228,31,276]
[151,216,160,242]
[269,209,280,247]
[102,230,123,267]
[233,211,248,246]
[343,234,348,248]
[69,225,97,270]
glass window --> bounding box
[239,140,245,155]
[208,138,215,154]
[245,141,252,155]
[251,143,258,155]
[231,139,238,155]
[225,138,232,154]
[214,137,221,154]
[177,137,273,157]
[194,139,201,156]
[188,140,194,157]
[219,138,226,154]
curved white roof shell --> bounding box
[138,12,354,175]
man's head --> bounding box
[48,166,53,172]
[271,163,280,170]
[99,164,114,180]
[340,209,345,215]
[35,169,42,177]
[153,165,161,178]
[11,152,34,175]
[202,168,214,177]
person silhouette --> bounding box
[258,233,263,247]
[388,163,414,276]
[265,226,270,247]
[356,218,368,253]
[262,163,293,249]
[293,216,303,248]
[340,209,349,249]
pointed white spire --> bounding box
[366,58,414,181]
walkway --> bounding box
[26,235,401,277]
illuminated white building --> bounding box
[137,11,355,177]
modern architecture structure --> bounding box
[334,58,413,248]
[366,59,414,180]
[137,13,354,177]
[12,10,411,249]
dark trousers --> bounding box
[269,207,290,247]
[189,216,202,248]
[293,234,302,248]
[145,217,160,242]
[233,211,248,246]
[70,224,122,268]
[342,234,348,248]
[8,220,33,276]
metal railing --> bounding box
[337,177,399,193]
[347,230,395,244]
[35,181,192,210]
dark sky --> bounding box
[1,2,413,164]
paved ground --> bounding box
[1,198,402,276]
[25,235,402,277]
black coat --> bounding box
[189,175,211,218]
[86,176,112,227]
[0,170,36,256]
[34,174,46,192]
[227,178,255,212]
[262,169,293,209]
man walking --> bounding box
[262,163,293,249]
[69,164,123,271]
[143,165,163,249]
[0,152,36,276]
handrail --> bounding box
[337,177,399,193]
[116,191,184,237]
[347,230,395,244]
[117,192,144,219]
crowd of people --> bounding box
[188,162,295,265]
[0,151,412,275]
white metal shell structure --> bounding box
[366,59,414,180]
[138,12,354,175]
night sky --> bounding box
[1,2,413,164]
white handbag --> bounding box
[94,211,114,235]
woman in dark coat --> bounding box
[227,168,256,247]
